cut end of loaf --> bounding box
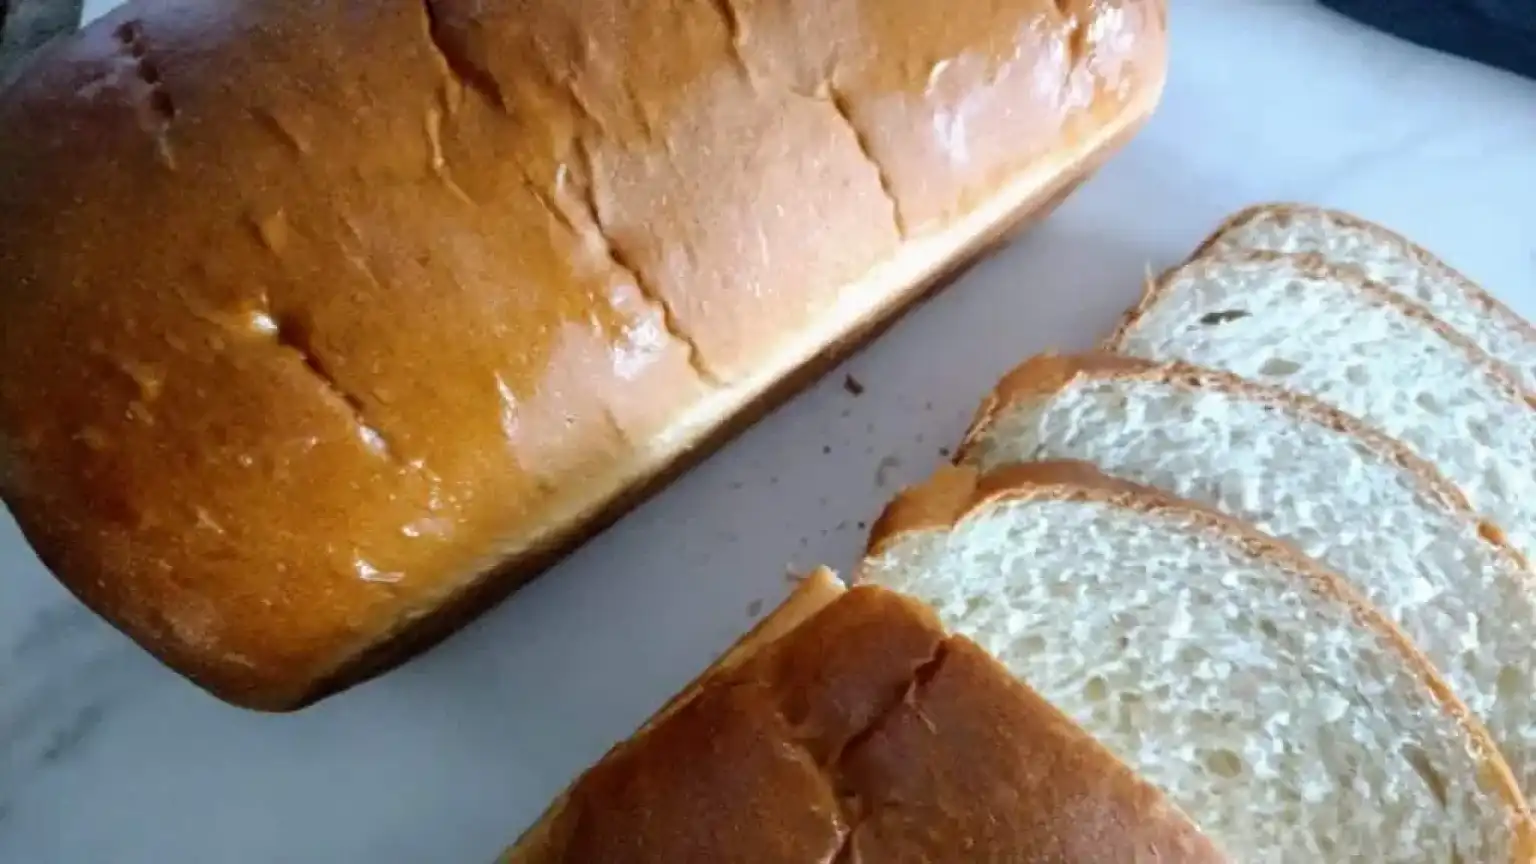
[505,563,1226,863]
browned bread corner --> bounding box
[503,569,1226,863]
[0,0,1167,708]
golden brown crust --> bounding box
[503,567,848,861]
[867,461,1153,556]
[1188,202,1536,347]
[0,0,1168,708]
[645,567,849,733]
[955,351,1532,571]
[505,576,1225,863]
[303,162,1113,710]
[958,351,1153,460]
[1103,250,1536,411]
[838,636,1222,862]
[862,460,1536,849]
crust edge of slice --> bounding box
[1101,249,1536,414]
[1188,202,1536,349]
[955,350,1531,571]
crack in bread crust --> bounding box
[572,136,723,387]
[110,20,177,168]
[817,639,951,861]
[420,0,507,111]
[826,85,908,238]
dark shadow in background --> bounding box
[1321,0,1536,81]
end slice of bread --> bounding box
[503,568,1227,863]
[957,352,1536,800]
[1192,203,1536,391]
[1106,250,1536,561]
[859,461,1536,862]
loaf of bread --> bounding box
[0,0,1167,709]
[502,568,1226,862]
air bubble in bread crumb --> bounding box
[1318,692,1349,723]
[1496,665,1526,703]
[1205,748,1245,778]
[1082,675,1109,702]
[1259,357,1302,376]
[1401,745,1450,808]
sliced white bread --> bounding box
[1191,203,1536,391]
[1105,250,1536,561]
[859,461,1535,862]
[957,352,1536,799]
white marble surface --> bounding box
[3,0,1535,860]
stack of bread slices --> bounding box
[863,203,1536,861]
[507,204,1536,862]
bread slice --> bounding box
[957,351,1536,799]
[859,462,1536,862]
[1106,250,1536,561]
[1190,203,1536,391]
[503,568,1226,862]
